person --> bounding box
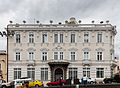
[83,75,88,85]
[59,76,62,86]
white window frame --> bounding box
[42,52,48,61]
[84,32,89,43]
[27,68,35,80]
[41,68,48,80]
[83,68,90,77]
[83,51,90,60]
[70,33,76,43]
[97,33,102,43]
[42,33,48,43]
[96,51,103,61]
[16,52,21,61]
[70,51,76,61]
[29,52,34,60]
[54,33,64,43]
[54,51,64,60]
[96,68,104,78]
[14,68,21,79]
[29,33,34,43]
[69,68,78,79]
[110,36,112,44]
[16,33,21,43]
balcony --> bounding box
[26,60,35,66]
[82,60,92,66]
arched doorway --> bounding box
[55,68,63,81]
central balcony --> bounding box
[26,60,35,66]
[82,59,92,66]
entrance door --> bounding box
[55,68,63,81]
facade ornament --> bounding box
[68,48,78,51]
[14,48,22,52]
[82,48,91,51]
[96,48,105,51]
[27,48,36,52]
[52,46,65,51]
[40,48,49,51]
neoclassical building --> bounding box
[7,17,117,83]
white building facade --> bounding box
[7,18,117,83]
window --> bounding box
[84,33,89,43]
[54,52,63,60]
[16,52,20,61]
[60,34,63,43]
[69,68,77,79]
[97,52,103,61]
[14,68,21,79]
[84,52,89,60]
[54,52,58,60]
[27,68,35,80]
[83,68,90,77]
[42,34,47,43]
[29,34,34,43]
[96,68,104,78]
[71,34,75,43]
[110,36,112,44]
[97,33,102,43]
[111,53,113,60]
[41,68,48,80]
[16,34,20,43]
[60,52,63,60]
[54,34,58,43]
[71,52,75,61]
[42,52,47,61]
[54,33,63,43]
[29,52,34,60]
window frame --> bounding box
[29,33,34,43]
[16,33,21,43]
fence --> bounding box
[43,84,120,88]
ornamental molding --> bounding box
[95,48,105,51]
[40,48,49,51]
[27,47,36,52]
[82,48,91,51]
[68,47,78,51]
[14,48,22,52]
[52,46,65,51]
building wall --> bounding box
[7,20,116,82]
[0,50,7,81]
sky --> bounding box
[0,0,120,57]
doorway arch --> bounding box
[55,68,63,81]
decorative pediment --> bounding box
[27,48,36,52]
[14,48,22,52]
[82,48,91,51]
[52,46,65,51]
[68,48,78,51]
[96,48,104,51]
[40,48,49,51]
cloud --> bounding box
[0,0,120,56]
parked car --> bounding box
[9,78,31,88]
[79,77,96,84]
[0,79,8,88]
[46,79,66,86]
[28,80,43,87]
[87,77,96,84]
[103,74,120,84]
